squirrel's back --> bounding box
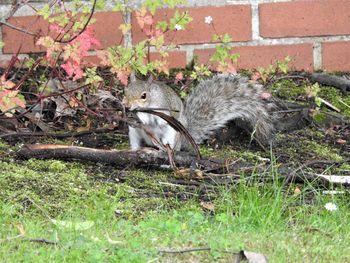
[184,74,274,146]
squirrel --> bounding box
[123,74,275,151]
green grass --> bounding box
[1,140,350,262]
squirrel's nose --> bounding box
[122,98,137,111]
[122,97,129,108]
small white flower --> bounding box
[174,24,182,31]
[204,16,213,24]
[325,202,338,212]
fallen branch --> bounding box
[16,144,223,171]
[283,159,350,185]
[311,73,350,93]
[16,144,350,192]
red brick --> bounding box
[93,12,124,49]
[322,41,350,71]
[82,55,102,67]
[260,0,350,38]
[149,51,187,68]
[2,12,123,54]
[194,44,313,71]
[82,51,186,68]
[2,16,47,53]
[132,5,251,45]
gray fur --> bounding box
[124,74,274,150]
[184,74,274,146]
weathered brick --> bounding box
[2,16,47,53]
[194,44,313,71]
[260,0,350,38]
[132,5,251,45]
[149,51,187,68]
[322,41,350,71]
[0,58,12,68]
[2,12,123,54]
[82,55,102,67]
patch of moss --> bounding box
[319,86,350,119]
[273,128,341,164]
[0,139,19,153]
[124,169,170,191]
[305,141,343,161]
[113,139,130,150]
[200,145,268,162]
[0,140,9,151]
[0,159,122,216]
[26,159,68,172]
[336,163,350,173]
[313,112,328,124]
[269,79,306,99]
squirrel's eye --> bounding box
[141,92,147,99]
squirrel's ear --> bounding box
[147,75,154,84]
[129,72,136,83]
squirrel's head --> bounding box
[123,79,161,110]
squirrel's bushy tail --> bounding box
[184,74,274,146]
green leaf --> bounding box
[315,97,322,108]
[212,34,220,42]
[163,0,187,8]
[23,58,35,68]
[156,21,168,31]
[143,0,162,15]
[37,4,51,20]
[179,90,187,98]
[170,11,192,30]
[230,53,240,63]
[95,0,106,10]
[222,33,232,43]
[112,1,124,12]
[210,46,228,62]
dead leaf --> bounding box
[294,187,301,195]
[105,233,122,244]
[336,139,347,145]
[15,224,26,235]
[200,201,215,212]
[235,250,268,263]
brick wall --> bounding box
[1,0,350,72]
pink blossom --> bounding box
[175,72,184,81]
[251,72,261,81]
[117,71,129,86]
[49,24,65,34]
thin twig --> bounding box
[24,238,57,245]
[58,0,97,43]
[0,234,24,244]
[158,247,211,254]
[0,0,36,36]
[0,20,37,36]
[0,127,126,139]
